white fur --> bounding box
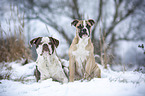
[36,37,68,83]
[83,20,86,26]
[72,37,89,74]
[83,20,89,35]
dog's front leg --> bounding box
[69,56,75,82]
[84,54,95,80]
[38,66,50,81]
[84,58,92,80]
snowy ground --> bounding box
[0,60,145,96]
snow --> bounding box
[0,61,145,96]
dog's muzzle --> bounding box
[79,28,88,38]
[40,44,51,55]
[43,44,49,51]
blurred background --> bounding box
[0,0,145,71]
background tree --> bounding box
[1,0,145,67]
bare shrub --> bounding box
[0,6,31,62]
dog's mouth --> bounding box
[80,34,88,38]
[40,51,51,56]
[40,44,52,55]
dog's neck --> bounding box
[37,51,58,65]
[77,37,89,46]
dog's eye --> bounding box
[86,24,91,29]
[48,42,52,45]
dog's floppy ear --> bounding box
[49,37,59,48]
[88,19,95,26]
[30,37,42,47]
[71,19,79,27]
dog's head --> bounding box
[30,37,59,55]
[71,19,95,38]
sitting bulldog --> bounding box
[30,37,68,83]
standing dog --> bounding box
[30,37,68,83]
[69,19,101,82]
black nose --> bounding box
[43,44,49,51]
[83,29,87,32]
[81,29,87,34]
[43,44,48,47]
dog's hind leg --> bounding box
[34,66,41,82]
[51,69,68,83]
[93,64,101,78]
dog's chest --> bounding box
[72,38,89,63]
[37,53,61,74]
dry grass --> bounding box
[99,27,108,68]
[0,36,30,62]
[98,19,114,69]
[0,5,31,62]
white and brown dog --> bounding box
[69,19,101,82]
[30,37,68,83]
